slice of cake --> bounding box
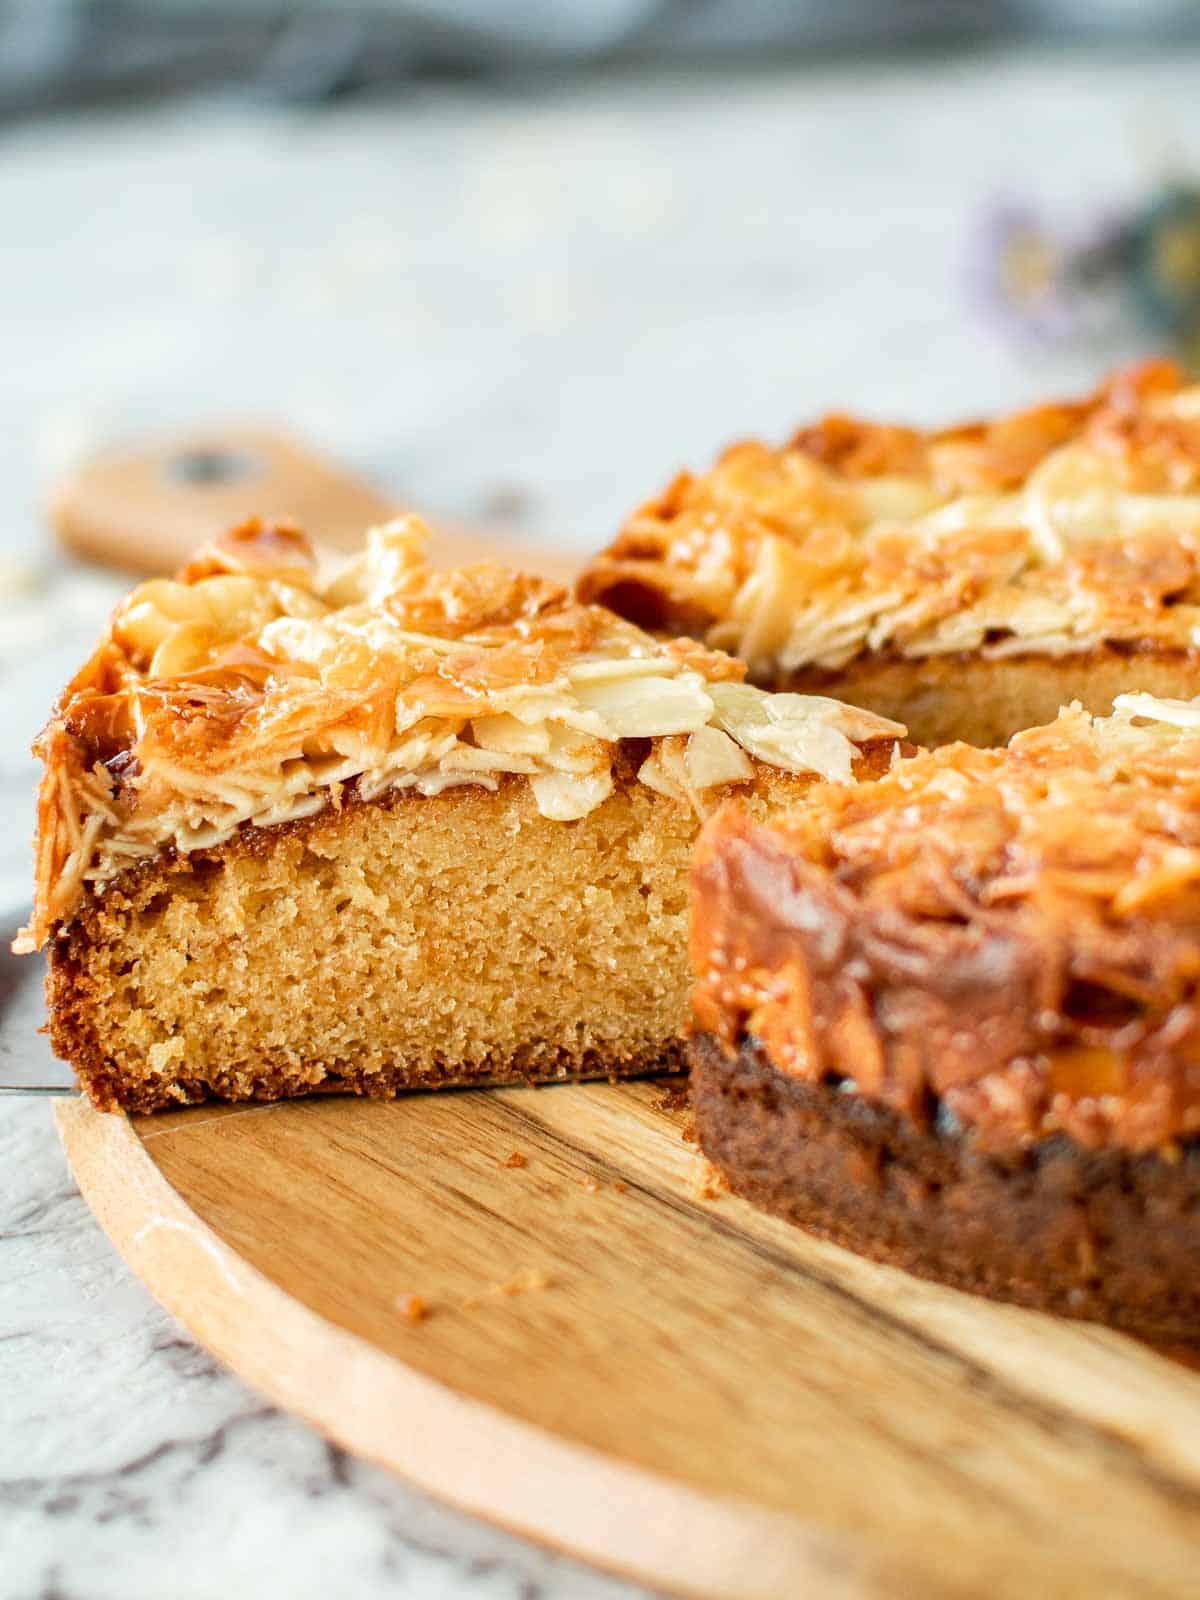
[580,360,1200,747]
[689,695,1200,1337]
[19,515,902,1113]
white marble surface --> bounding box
[3,44,1200,1598]
[0,1098,638,1600]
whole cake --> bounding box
[690,695,1200,1336]
[19,515,902,1112]
[580,360,1200,747]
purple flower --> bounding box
[967,202,1079,345]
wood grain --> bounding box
[57,1082,1200,1600]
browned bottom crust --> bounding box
[777,646,1200,748]
[76,1037,688,1116]
[690,1034,1200,1339]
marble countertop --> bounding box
[3,45,1199,1598]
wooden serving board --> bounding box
[56,1083,1200,1600]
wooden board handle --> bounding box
[48,426,577,581]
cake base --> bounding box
[47,767,806,1114]
[777,646,1200,748]
[690,1034,1200,1339]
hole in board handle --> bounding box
[165,448,262,489]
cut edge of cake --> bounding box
[24,514,905,1112]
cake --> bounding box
[579,360,1200,747]
[18,515,903,1113]
[689,695,1200,1336]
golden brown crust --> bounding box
[580,360,1200,707]
[20,516,904,952]
[691,698,1200,1153]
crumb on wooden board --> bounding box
[655,1081,691,1116]
[460,1268,554,1310]
[696,1158,729,1202]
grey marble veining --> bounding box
[3,44,1200,1599]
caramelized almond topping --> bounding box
[18,515,903,952]
[580,360,1200,678]
[692,695,1200,1153]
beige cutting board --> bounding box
[56,1082,1200,1600]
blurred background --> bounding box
[3,1,1200,907]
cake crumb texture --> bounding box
[774,646,1200,749]
[50,767,801,1112]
